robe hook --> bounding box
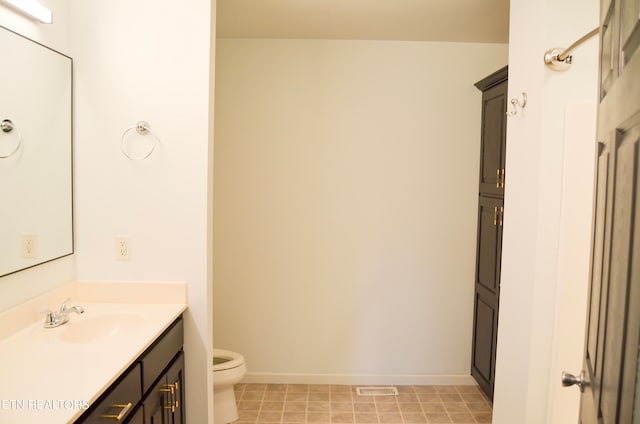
[506,92,527,116]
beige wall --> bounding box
[213,39,507,382]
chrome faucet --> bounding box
[43,298,84,328]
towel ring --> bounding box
[0,119,22,159]
[121,121,158,160]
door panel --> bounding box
[600,2,616,99]
[621,0,640,66]
[619,132,640,422]
[582,139,613,424]
[578,0,640,421]
[166,353,185,424]
[471,195,502,399]
[473,295,496,383]
[586,141,610,381]
[144,375,169,424]
[477,197,502,293]
[600,127,638,423]
[478,83,507,196]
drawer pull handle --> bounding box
[173,381,180,413]
[101,402,132,421]
[159,383,176,395]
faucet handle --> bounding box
[41,309,58,328]
[59,298,71,313]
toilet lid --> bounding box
[213,348,245,371]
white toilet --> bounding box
[213,349,247,424]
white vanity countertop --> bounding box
[0,301,187,423]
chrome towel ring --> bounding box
[121,121,158,160]
[0,119,22,158]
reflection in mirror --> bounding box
[0,25,73,276]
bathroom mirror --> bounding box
[0,25,73,277]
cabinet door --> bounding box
[478,82,507,197]
[471,196,503,399]
[166,352,185,424]
[144,375,170,424]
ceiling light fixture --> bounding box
[4,0,52,24]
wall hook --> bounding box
[506,92,527,116]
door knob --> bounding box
[561,371,588,392]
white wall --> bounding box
[213,39,507,383]
[69,1,214,422]
[0,0,76,313]
[493,0,598,422]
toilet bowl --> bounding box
[213,349,247,424]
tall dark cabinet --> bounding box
[471,66,507,400]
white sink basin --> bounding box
[59,314,145,343]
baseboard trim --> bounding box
[243,372,477,386]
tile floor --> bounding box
[233,384,492,424]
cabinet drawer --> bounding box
[141,318,183,393]
[76,363,142,423]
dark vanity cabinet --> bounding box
[470,67,507,400]
[75,317,185,424]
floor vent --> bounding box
[355,386,399,396]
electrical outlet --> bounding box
[115,236,131,261]
[22,234,37,259]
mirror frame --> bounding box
[0,25,74,277]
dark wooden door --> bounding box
[475,68,508,197]
[576,0,640,421]
[166,353,185,424]
[144,375,170,424]
[471,195,503,399]
[143,353,184,424]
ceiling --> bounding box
[216,0,510,43]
